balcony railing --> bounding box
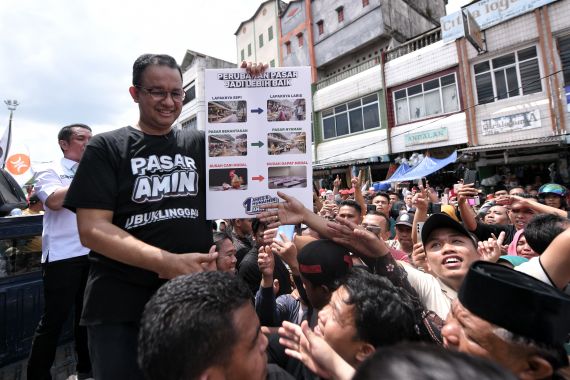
[315,57,381,91]
[385,28,441,62]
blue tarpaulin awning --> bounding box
[381,151,457,183]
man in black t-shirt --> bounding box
[64,54,267,379]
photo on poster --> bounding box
[208,101,247,123]
[268,166,307,189]
[209,134,247,157]
[267,99,306,122]
[209,168,248,191]
[267,132,307,155]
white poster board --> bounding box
[205,67,313,220]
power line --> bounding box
[314,68,564,164]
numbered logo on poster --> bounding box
[6,153,31,175]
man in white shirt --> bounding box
[27,124,93,380]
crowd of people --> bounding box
[23,54,570,380]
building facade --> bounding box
[278,0,446,183]
[235,0,287,68]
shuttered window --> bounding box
[559,36,570,85]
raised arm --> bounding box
[456,183,479,232]
[352,170,367,219]
[411,189,429,245]
[76,208,217,279]
[496,195,567,218]
[258,191,331,239]
[536,227,570,289]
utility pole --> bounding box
[3,100,19,169]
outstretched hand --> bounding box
[279,320,353,379]
[258,191,307,228]
[157,245,218,279]
[326,217,388,259]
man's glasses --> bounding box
[135,85,185,103]
[361,223,382,235]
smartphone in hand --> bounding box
[276,224,295,242]
[463,169,477,185]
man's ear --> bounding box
[199,366,225,380]
[58,139,68,152]
[129,86,139,103]
[518,355,553,380]
[355,343,375,364]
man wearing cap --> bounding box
[386,212,414,256]
[361,211,409,263]
[443,261,570,379]
[399,213,491,319]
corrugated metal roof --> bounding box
[458,135,567,153]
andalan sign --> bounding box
[481,109,541,135]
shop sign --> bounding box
[442,0,558,43]
[481,109,541,135]
[405,127,449,146]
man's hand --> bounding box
[157,245,218,279]
[258,245,275,288]
[457,183,478,205]
[240,61,269,77]
[279,320,356,380]
[477,232,505,263]
[411,242,428,270]
[258,191,307,228]
[327,217,388,259]
[333,175,341,189]
[271,232,299,275]
[413,190,429,214]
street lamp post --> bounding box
[3,100,19,169]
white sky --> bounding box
[0,0,267,164]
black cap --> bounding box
[459,261,570,345]
[395,212,414,227]
[298,239,352,288]
[421,213,477,247]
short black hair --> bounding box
[373,191,390,202]
[339,199,362,215]
[364,209,390,226]
[57,123,91,143]
[138,272,252,380]
[132,54,182,86]
[342,268,417,348]
[523,214,570,254]
[213,230,233,251]
[354,343,518,380]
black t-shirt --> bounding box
[65,126,213,324]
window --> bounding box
[474,46,542,104]
[336,6,344,23]
[285,41,291,55]
[362,0,369,6]
[297,33,303,47]
[248,43,252,57]
[268,26,274,41]
[240,49,245,62]
[393,73,460,125]
[181,117,197,130]
[183,84,196,105]
[270,59,275,67]
[259,34,264,48]
[317,20,324,35]
[322,93,380,139]
[558,36,570,85]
